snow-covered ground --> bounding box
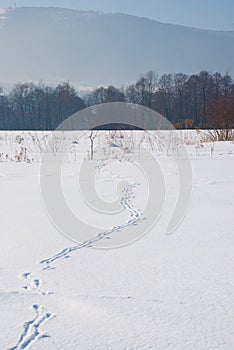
[0,131,234,349]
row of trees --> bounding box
[0,82,85,130]
[0,71,234,135]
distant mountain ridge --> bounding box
[0,7,233,88]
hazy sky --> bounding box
[0,0,234,31]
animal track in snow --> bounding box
[12,160,142,349]
[8,304,54,350]
[21,272,53,296]
[39,181,142,270]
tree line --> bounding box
[0,71,234,133]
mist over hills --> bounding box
[0,7,234,89]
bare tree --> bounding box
[89,131,98,160]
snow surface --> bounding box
[0,131,234,349]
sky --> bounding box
[0,0,234,31]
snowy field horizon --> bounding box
[0,129,234,349]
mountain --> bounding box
[0,7,234,88]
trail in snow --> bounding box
[10,160,143,349]
[38,160,142,270]
[8,304,53,350]
[39,181,141,269]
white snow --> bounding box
[0,131,234,349]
